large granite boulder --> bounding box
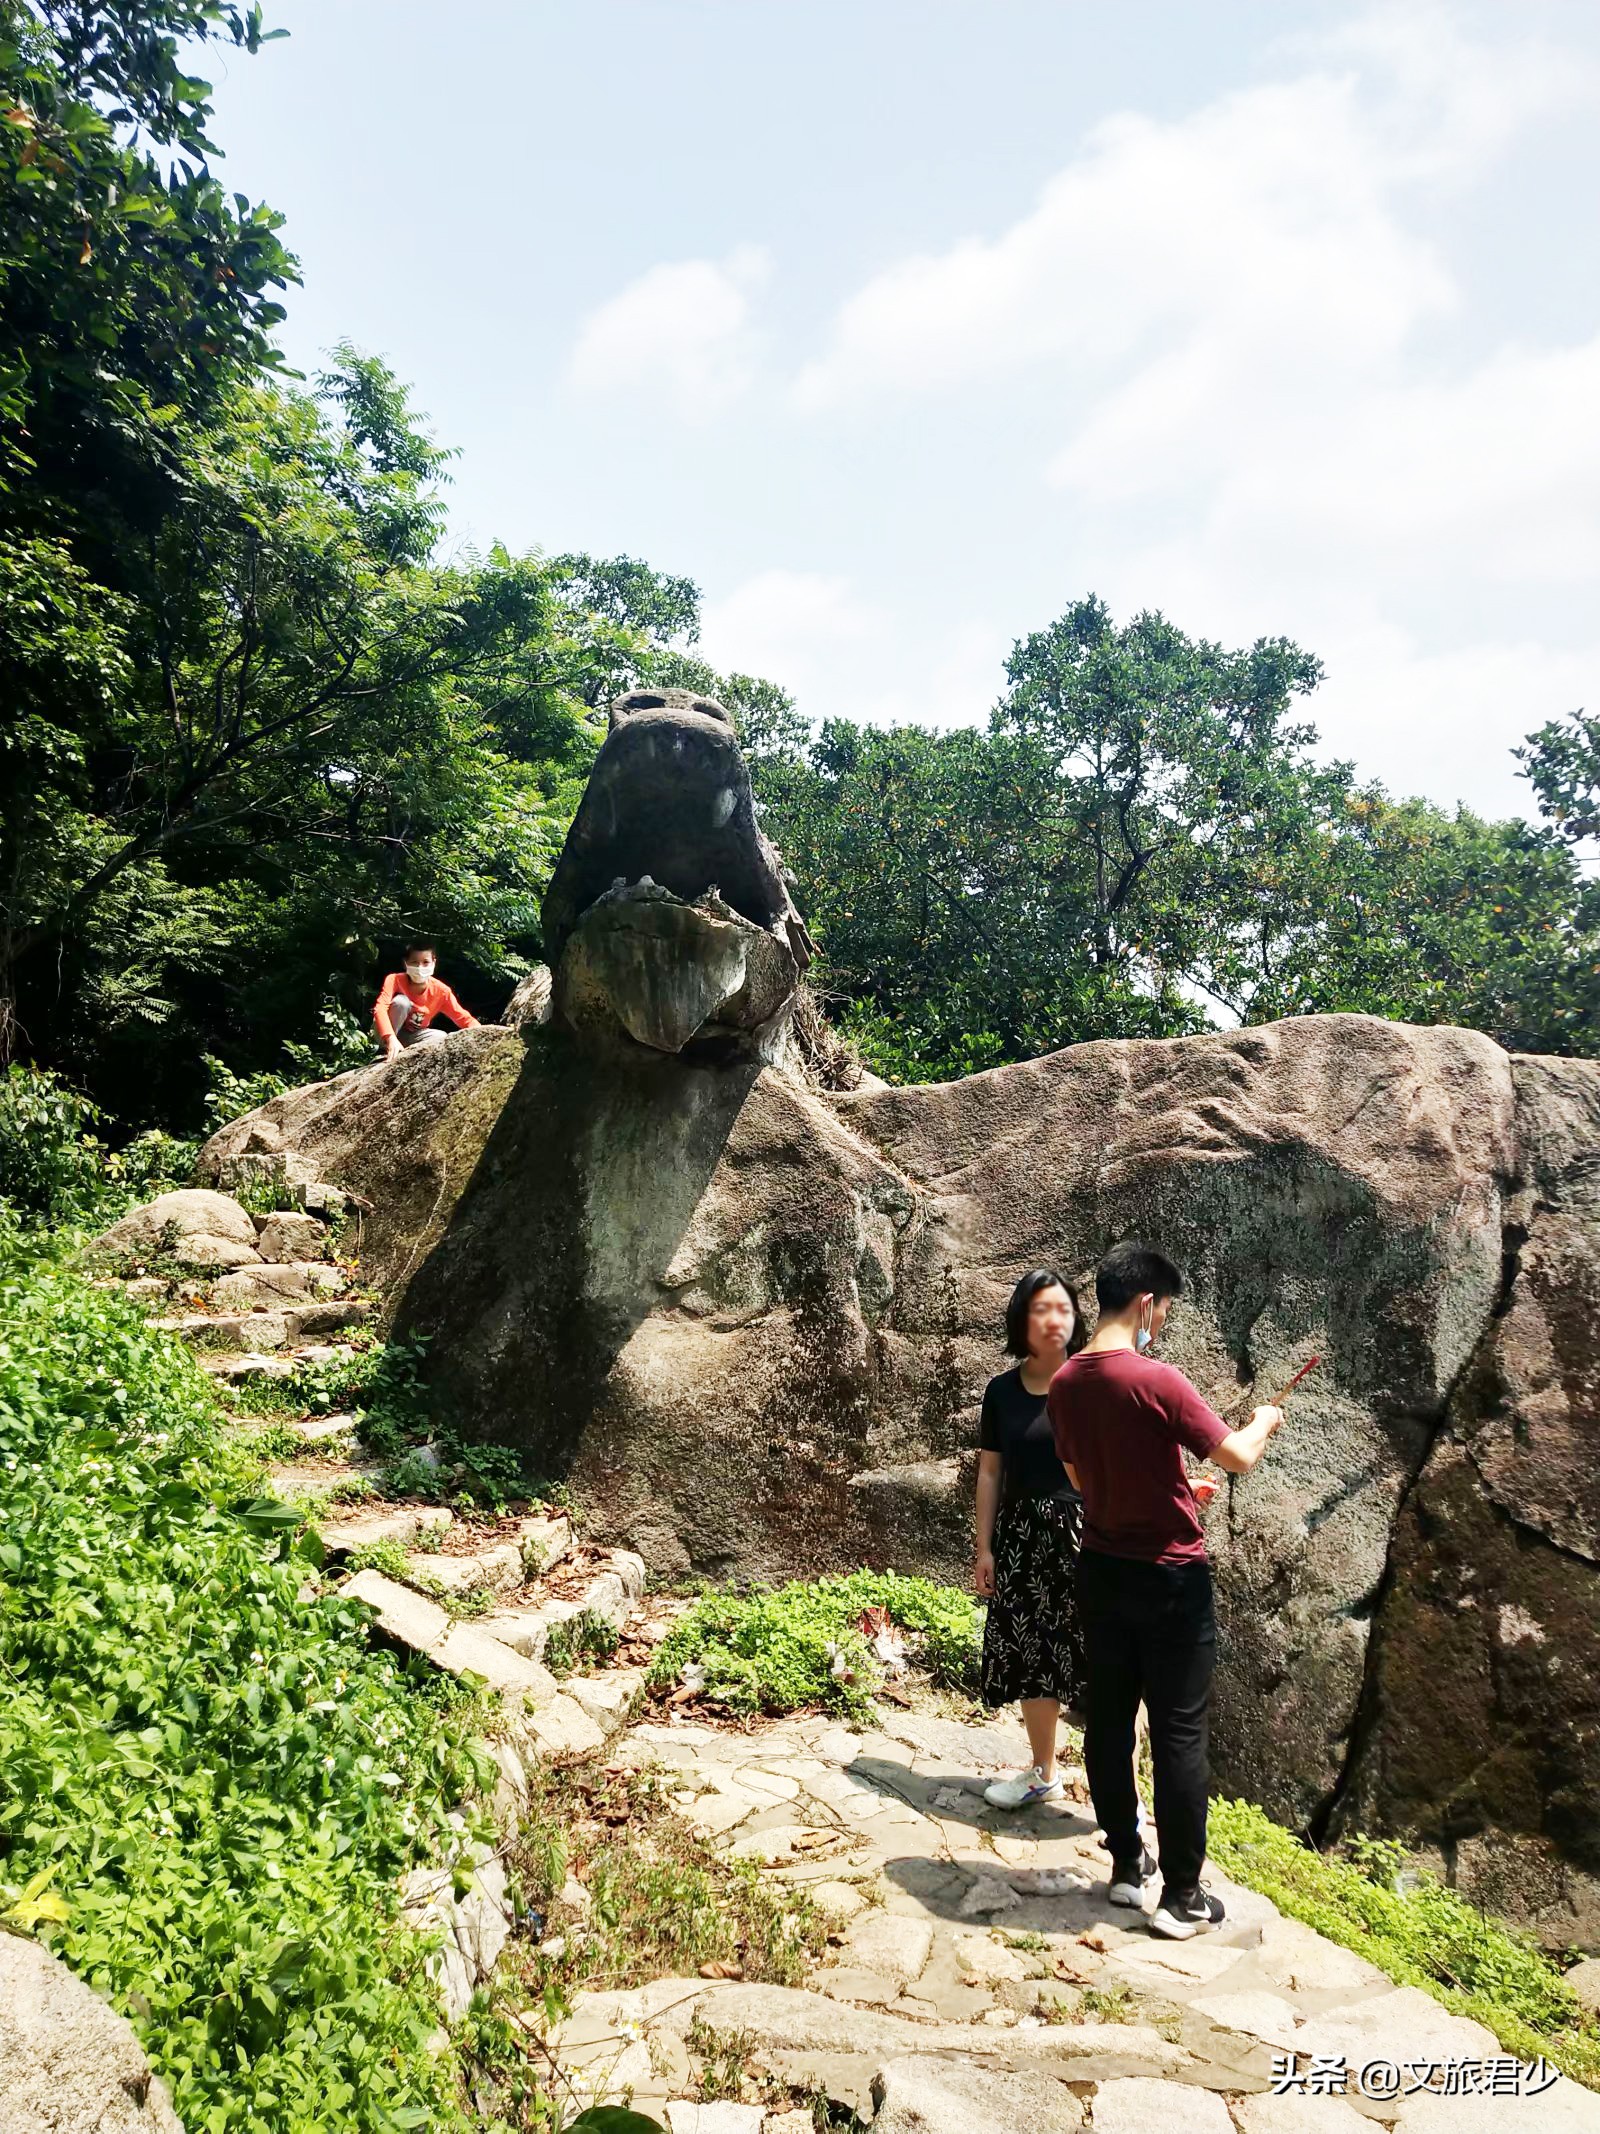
[541,688,812,1060]
[92,1187,262,1271]
[0,1931,183,2130]
[185,694,1600,1949]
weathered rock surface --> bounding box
[185,696,1600,1947]
[0,1930,183,2131]
[93,1187,261,1271]
[871,2054,1084,2132]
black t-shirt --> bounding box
[979,1367,1079,1503]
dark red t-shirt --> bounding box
[1048,1348,1231,1565]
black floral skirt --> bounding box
[980,1491,1088,1710]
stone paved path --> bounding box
[553,1701,1600,2134]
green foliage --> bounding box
[0,1254,505,2130]
[345,1535,414,1580]
[755,595,1600,1078]
[0,1063,193,1226]
[1209,1798,1600,2089]
[543,1609,620,1679]
[0,0,295,500]
[649,1571,983,1719]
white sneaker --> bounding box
[983,1764,1065,1810]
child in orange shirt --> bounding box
[373,942,480,1061]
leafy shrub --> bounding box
[0,1066,195,1232]
[203,1004,378,1134]
[1209,1798,1600,2089]
[544,1609,620,1678]
[648,1571,982,1719]
[0,1259,499,2132]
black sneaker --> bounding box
[1107,1846,1157,1907]
[1150,1882,1226,1938]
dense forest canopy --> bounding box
[2,0,1598,1134]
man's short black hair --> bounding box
[1095,1239,1184,1314]
[1004,1267,1085,1358]
[404,939,437,957]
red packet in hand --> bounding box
[1193,1477,1220,1505]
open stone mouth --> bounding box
[539,688,814,1058]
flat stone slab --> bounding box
[343,1569,450,1651]
[662,2103,765,2134]
[565,1668,645,1732]
[475,1606,550,1659]
[1233,2096,1375,2134]
[515,1692,606,1757]
[290,1412,360,1446]
[433,1621,561,1703]
[1189,1988,1309,2053]
[254,1210,328,1260]
[871,2055,1084,2133]
[1256,1916,1391,1997]
[1092,2077,1235,2133]
[322,1506,452,1557]
[265,1461,381,1503]
[841,1911,933,1985]
[290,1297,372,1336]
[212,1261,346,1309]
[405,1542,524,1596]
[519,1512,571,1575]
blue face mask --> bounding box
[1135,1300,1154,1352]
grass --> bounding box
[648,1570,982,1719]
[1210,1798,1600,2091]
[456,1759,827,2129]
[504,1759,828,2000]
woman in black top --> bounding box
[975,1267,1089,1808]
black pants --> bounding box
[1075,1547,1216,1894]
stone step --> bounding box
[252,1210,331,1262]
[348,1510,575,1612]
[475,1546,643,1660]
[209,1261,349,1312]
[404,1540,526,1598]
[319,1504,453,1557]
[153,1298,373,1354]
[265,1460,383,1504]
[289,1411,361,1447]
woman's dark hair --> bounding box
[1004,1268,1086,1359]
[1095,1239,1184,1314]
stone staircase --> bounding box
[100,1180,656,2025]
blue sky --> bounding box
[207,0,1600,819]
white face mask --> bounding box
[406,962,434,983]
[1135,1298,1154,1351]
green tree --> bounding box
[0,1,294,509]
[758,598,1600,1078]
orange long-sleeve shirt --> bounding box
[373,971,478,1040]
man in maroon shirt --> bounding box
[1050,1240,1284,1939]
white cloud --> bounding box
[699,568,1009,730]
[566,244,770,418]
[784,4,1599,816]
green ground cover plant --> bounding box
[0,1248,503,2133]
[1209,1799,1600,2089]
[543,1609,621,1677]
[511,1759,826,1996]
[648,1570,982,1718]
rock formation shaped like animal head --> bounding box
[541,687,815,1058]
